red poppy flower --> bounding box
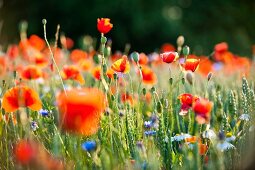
[61,65,85,85]
[178,93,198,115]
[28,35,45,51]
[13,140,36,165]
[0,57,6,76]
[160,52,179,63]
[161,43,176,52]
[70,49,88,63]
[7,45,19,59]
[193,98,213,124]
[97,18,113,34]
[198,57,213,76]
[57,88,106,136]
[14,140,64,169]
[2,86,42,112]
[181,58,200,72]
[111,55,130,74]
[140,65,157,85]
[21,65,43,80]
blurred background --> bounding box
[0,0,255,56]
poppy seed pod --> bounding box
[101,36,107,44]
[131,51,140,63]
[183,45,190,56]
[177,35,185,47]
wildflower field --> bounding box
[0,18,255,170]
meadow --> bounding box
[0,18,255,170]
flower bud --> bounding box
[142,88,146,95]
[169,77,173,85]
[207,72,213,81]
[185,71,193,85]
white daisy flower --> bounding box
[217,141,235,152]
[239,114,250,121]
[202,129,217,140]
[225,135,236,142]
[171,133,192,142]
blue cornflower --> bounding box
[39,109,49,116]
[31,121,39,131]
[144,121,153,128]
[144,130,156,136]
[81,141,97,152]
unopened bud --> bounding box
[207,72,213,81]
[181,77,185,84]
[169,77,173,85]
[142,88,146,95]
[185,71,193,85]
[42,19,47,25]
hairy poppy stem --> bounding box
[42,19,67,96]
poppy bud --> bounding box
[169,78,173,85]
[104,46,111,57]
[183,45,190,56]
[151,87,156,93]
[113,73,118,80]
[142,88,146,95]
[101,36,107,44]
[185,71,193,85]
[103,64,107,74]
[182,77,185,84]
[156,101,162,113]
[207,72,213,81]
[93,54,100,64]
[131,51,140,63]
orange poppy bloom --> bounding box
[97,18,113,34]
[2,86,42,112]
[92,66,101,80]
[138,53,149,65]
[214,42,228,61]
[33,52,49,68]
[185,136,208,155]
[60,36,74,49]
[111,55,130,74]
[199,143,208,155]
[198,57,213,76]
[106,68,115,79]
[70,49,88,63]
[57,88,106,136]
[140,66,157,85]
[121,92,134,105]
[160,52,179,63]
[178,93,198,115]
[60,65,85,85]
[78,59,92,71]
[21,65,43,80]
[0,57,6,76]
[193,98,213,124]
[28,34,45,51]
[181,57,200,72]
